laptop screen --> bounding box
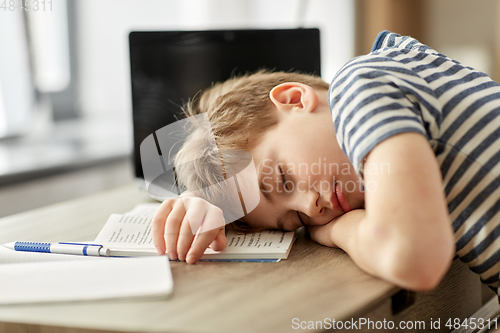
[129,28,321,192]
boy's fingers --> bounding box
[182,197,212,233]
[177,213,197,261]
[163,200,186,260]
[151,200,174,254]
[186,209,225,264]
[199,206,225,233]
[209,227,227,252]
[186,227,220,264]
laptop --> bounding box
[129,28,321,199]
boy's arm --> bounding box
[307,209,380,278]
[308,132,455,291]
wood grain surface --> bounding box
[0,184,483,333]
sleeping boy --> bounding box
[151,31,500,295]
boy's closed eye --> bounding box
[278,165,292,192]
[277,165,308,229]
[279,165,287,190]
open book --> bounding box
[95,203,296,262]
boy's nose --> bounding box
[299,190,324,217]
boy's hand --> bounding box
[151,197,227,264]
[307,209,365,251]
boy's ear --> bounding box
[269,82,318,113]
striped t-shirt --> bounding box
[329,31,500,296]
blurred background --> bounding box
[0,0,498,217]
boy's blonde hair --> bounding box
[175,70,329,232]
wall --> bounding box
[75,0,355,120]
[423,0,498,78]
[355,0,499,80]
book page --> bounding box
[205,230,294,255]
[94,212,295,255]
[94,214,155,249]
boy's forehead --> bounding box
[249,140,277,201]
[251,135,277,171]
[251,125,280,162]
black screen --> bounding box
[129,28,321,180]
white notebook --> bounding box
[0,256,173,305]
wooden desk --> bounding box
[0,184,484,333]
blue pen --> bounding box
[3,241,110,257]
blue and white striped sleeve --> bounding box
[329,59,429,180]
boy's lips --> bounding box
[337,183,353,213]
[331,182,352,213]
[330,183,343,212]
